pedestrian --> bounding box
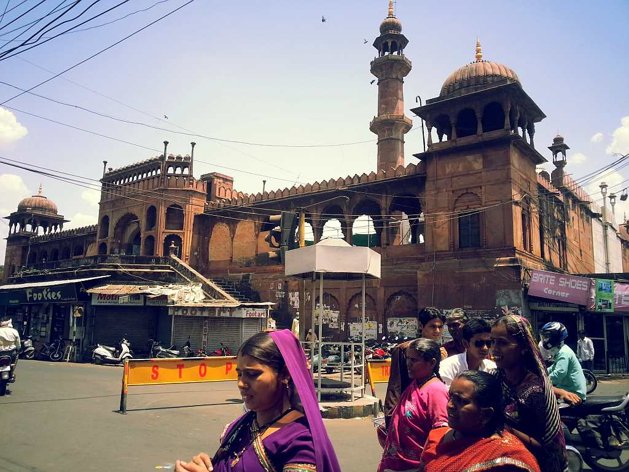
[419,370,540,472]
[577,329,595,371]
[383,307,447,426]
[490,315,567,472]
[305,329,317,344]
[439,318,496,387]
[175,329,340,472]
[377,339,449,472]
[442,308,468,357]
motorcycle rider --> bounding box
[0,317,21,388]
[540,321,587,405]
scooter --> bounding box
[561,393,629,471]
[0,349,17,396]
[19,336,35,359]
[92,338,132,365]
[149,340,180,358]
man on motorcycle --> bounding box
[0,317,21,387]
[540,322,587,405]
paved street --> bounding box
[1,360,628,471]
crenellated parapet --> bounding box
[30,224,97,243]
[204,162,423,210]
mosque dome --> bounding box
[440,40,520,98]
[17,186,58,214]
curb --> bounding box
[319,395,380,419]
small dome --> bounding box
[440,41,520,98]
[17,186,58,214]
[553,134,565,145]
[379,0,402,34]
[380,16,402,35]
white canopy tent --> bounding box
[285,238,381,399]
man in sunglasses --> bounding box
[439,318,496,387]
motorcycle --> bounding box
[209,342,232,356]
[0,349,16,396]
[182,337,194,357]
[37,336,65,362]
[149,339,180,358]
[19,336,35,359]
[561,393,629,471]
[584,368,598,394]
[92,338,132,365]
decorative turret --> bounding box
[369,0,412,171]
[550,134,570,189]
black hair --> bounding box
[238,331,285,374]
[446,308,469,323]
[462,318,491,342]
[407,338,443,379]
[456,370,504,435]
[492,315,538,374]
[418,306,446,326]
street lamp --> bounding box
[609,192,617,216]
[600,182,610,274]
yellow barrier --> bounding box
[366,359,391,383]
[119,356,237,413]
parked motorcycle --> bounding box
[37,337,65,362]
[19,336,35,359]
[561,393,629,471]
[182,337,194,357]
[209,342,232,356]
[149,339,180,358]
[92,338,132,365]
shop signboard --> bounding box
[146,296,169,306]
[529,301,579,312]
[614,283,629,313]
[527,270,592,306]
[91,293,144,306]
[594,279,615,312]
[168,306,267,318]
[7,284,78,305]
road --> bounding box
[1,360,628,471]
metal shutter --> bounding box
[207,318,241,355]
[172,316,205,351]
[92,306,155,352]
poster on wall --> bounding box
[348,321,378,339]
[595,279,615,312]
[314,305,340,329]
[387,317,418,338]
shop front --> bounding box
[526,269,629,373]
[169,304,271,355]
[0,276,109,359]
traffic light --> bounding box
[261,212,298,263]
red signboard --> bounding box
[528,270,593,306]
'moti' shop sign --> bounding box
[528,270,593,305]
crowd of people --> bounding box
[172,308,591,472]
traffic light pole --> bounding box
[298,209,306,248]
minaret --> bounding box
[549,134,570,189]
[370,0,412,171]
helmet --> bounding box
[540,322,568,350]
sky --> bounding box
[0,0,628,258]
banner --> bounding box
[615,284,629,313]
[594,279,615,312]
[527,270,592,305]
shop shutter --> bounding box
[241,318,264,342]
[92,306,155,352]
[172,316,204,351]
[207,318,241,355]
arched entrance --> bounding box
[113,213,141,255]
[163,234,182,257]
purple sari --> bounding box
[212,330,340,472]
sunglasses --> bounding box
[473,339,492,348]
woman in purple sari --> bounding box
[175,330,340,472]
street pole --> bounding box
[600,182,610,274]
[299,209,305,248]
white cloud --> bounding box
[81,189,100,207]
[606,116,629,155]
[590,132,604,143]
[65,212,97,230]
[570,152,587,165]
[0,107,27,144]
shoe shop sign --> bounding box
[527,270,593,305]
[7,284,77,304]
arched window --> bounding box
[98,243,107,255]
[455,192,482,249]
[456,108,477,138]
[165,204,184,230]
[146,206,157,230]
[163,234,182,257]
[61,247,71,259]
[482,102,505,133]
[143,236,155,256]
[73,245,84,257]
[99,215,110,239]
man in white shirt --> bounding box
[439,318,496,386]
[577,330,595,371]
